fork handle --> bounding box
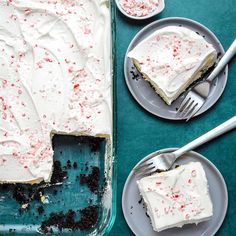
[173,116,236,159]
[207,39,236,82]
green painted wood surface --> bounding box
[111,0,236,235]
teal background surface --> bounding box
[110,0,236,235]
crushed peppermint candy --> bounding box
[119,0,159,17]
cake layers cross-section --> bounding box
[137,162,213,232]
[128,26,217,105]
[0,0,112,183]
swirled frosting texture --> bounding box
[0,0,111,183]
[128,26,217,105]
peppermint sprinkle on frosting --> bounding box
[0,0,112,184]
[119,0,159,17]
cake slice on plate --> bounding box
[128,26,217,105]
[137,162,213,232]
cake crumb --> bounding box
[73,161,78,169]
[37,206,45,215]
[50,160,67,184]
[66,160,72,169]
[80,167,100,193]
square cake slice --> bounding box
[137,162,213,232]
[128,26,217,105]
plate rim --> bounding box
[124,17,228,120]
[122,148,228,236]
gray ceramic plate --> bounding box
[124,17,228,120]
[122,148,228,236]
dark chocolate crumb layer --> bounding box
[80,167,100,193]
[87,137,104,152]
[40,206,98,233]
[13,186,29,205]
[50,160,67,184]
[11,185,44,206]
[76,205,98,231]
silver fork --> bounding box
[177,39,236,122]
[134,116,236,177]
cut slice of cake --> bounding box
[128,26,217,105]
[137,162,213,232]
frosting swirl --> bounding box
[0,0,112,183]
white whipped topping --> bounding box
[0,0,112,183]
[137,162,213,232]
[128,26,217,105]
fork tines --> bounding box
[177,93,203,121]
[133,160,156,179]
